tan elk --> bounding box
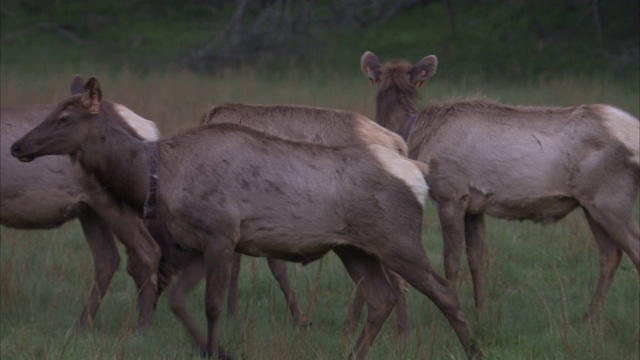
[11,77,482,360]
[155,102,412,340]
[0,76,161,332]
[360,51,640,318]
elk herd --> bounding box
[2,52,639,359]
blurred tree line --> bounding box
[1,0,638,80]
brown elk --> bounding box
[0,76,161,332]
[1,80,343,335]
[11,77,482,360]
[2,77,409,338]
[360,51,640,317]
[154,101,412,341]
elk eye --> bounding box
[58,116,69,125]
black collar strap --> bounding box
[401,113,417,142]
[143,141,158,219]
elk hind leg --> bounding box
[343,284,366,335]
[343,269,406,337]
[464,213,486,311]
[583,209,624,319]
[438,203,467,287]
[386,269,410,337]
[334,246,395,360]
[381,243,481,359]
[576,162,640,271]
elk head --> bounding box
[360,51,438,88]
[11,77,103,162]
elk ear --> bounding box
[410,55,437,88]
[70,74,85,95]
[81,77,102,115]
[361,51,381,84]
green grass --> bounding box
[1,212,638,359]
[1,68,639,359]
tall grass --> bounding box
[1,67,638,359]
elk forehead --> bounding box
[368,144,429,204]
[59,106,75,118]
[113,104,160,141]
[382,60,413,79]
[596,105,640,165]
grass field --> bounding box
[1,68,639,359]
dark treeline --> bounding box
[1,0,638,82]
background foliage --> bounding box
[1,0,638,86]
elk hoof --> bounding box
[72,321,91,335]
[218,348,234,360]
[135,322,153,336]
[294,316,312,328]
[465,341,483,360]
[200,347,234,360]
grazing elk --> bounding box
[0,76,161,332]
[360,51,640,317]
[11,77,482,360]
[154,102,412,341]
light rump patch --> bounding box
[114,104,160,141]
[596,105,640,165]
[368,144,428,204]
[354,115,408,156]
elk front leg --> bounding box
[88,188,160,333]
[203,239,234,360]
[76,207,120,330]
[266,258,310,326]
[169,258,207,350]
[226,253,242,317]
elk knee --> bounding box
[369,288,395,318]
[169,289,184,314]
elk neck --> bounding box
[77,116,151,216]
[375,83,419,141]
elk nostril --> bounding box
[10,143,21,156]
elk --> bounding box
[11,77,482,360]
[154,102,412,340]
[360,51,640,318]
[1,78,386,336]
[0,76,161,332]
